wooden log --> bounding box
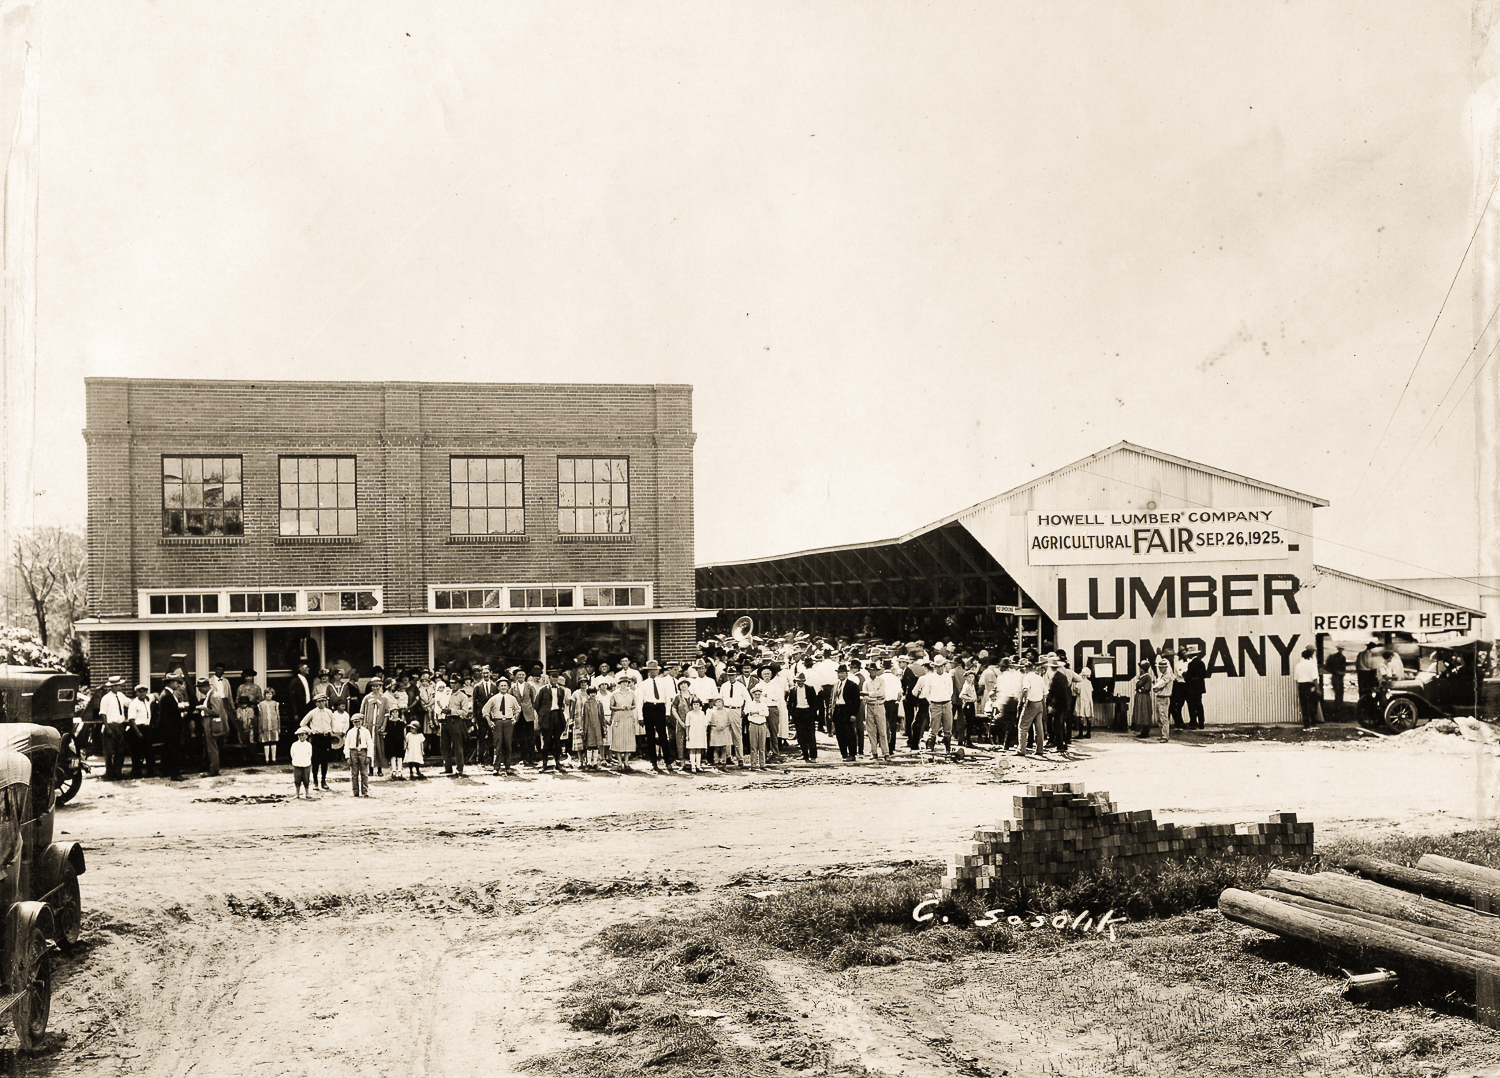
[1343,856,1500,913]
[1253,891,1500,961]
[1416,855,1500,897]
[1262,870,1500,939]
[1219,888,1500,988]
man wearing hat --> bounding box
[156,675,188,781]
[1181,644,1208,728]
[639,659,679,773]
[718,664,750,767]
[359,675,391,776]
[96,676,130,780]
[829,664,861,761]
[471,666,500,768]
[193,676,222,776]
[286,660,314,729]
[787,671,820,761]
[916,655,956,757]
[305,692,336,790]
[126,683,154,779]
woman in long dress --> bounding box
[1129,661,1154,738]
[608,676,638,771]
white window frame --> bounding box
[137,586,384,618]
[427,582,653,614]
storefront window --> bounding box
[432,623,541,676]
[323,626,374,680]
[266,628,320,683]
[206,629,253,678]
[544,620,648,673]
[148,629,197,692]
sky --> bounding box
[8,0,1488,583]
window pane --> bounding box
[338,457,355,483]
[184,458,202,483]
[451,483,468,508]
[298,458,317,483]
[593,483,610,506]
[280,510,297,535]
[469,458,486,482]
[318,484,337,508]
[184,484,204,508]
[505,508,523,533]
[450,509,468,533]
[340,592,356,611]
[299,509,317,533]
[612,483,628,506]
[313,457,331,482]
[338,509,357,534]
[506,483,521,507]
[203,462,223,485]
[558,484,574,507]
[280,458,297,482]
[483,589,500,608]
[186,509,205,535]
[307,593,322,611]
[510,590,525,609]
[557,589,574,608]
[150,595,166,615]
[593,508,609,533]
[558,458,574,482]
[465,589,482,609]
[450,458,466,482]
[506,458,521,483]
[167,594,183,614]
[452,591,469,610]
[280,483,296,508]
[184,594,201,614]
[582,588,598,607]
[203,485,222,508]
[162,457,181,481]
[434,590,450,610]
[486,457,505,482]
[205,512,225,537]
[224,485,242,510]
[251,594,266,613]
[224,509,243,535]
[319,509,337,534]
[230,594,246,613]
[488,509,508,534]
[223,457,241,481]
[338,483,355,509]
[557,509,574,533]
[357,592,377,611]
[630,587,646,606]
[612,509,630,533]
[486,482,504,507]
[164,483,183,510]
[203,594,220,613]
[470,509,487,534]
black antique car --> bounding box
[1381,637,1500,731]
[0,723,88,1049]
[0,670,87,805]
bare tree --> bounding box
[12,527,87,646]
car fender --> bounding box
[37,843,83,882]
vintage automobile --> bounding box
[0,669,87,805]
[0,722,88,1049]
[1381,637,1500,731]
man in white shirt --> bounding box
[690,661,719,708]
[98,676,130,780]
[1294,646,1321,728]
[639,659,679,773]
[991,659,1025,750]
[755,664,788,761]
[787,672,820,761]
[878,660,904,751]
[916,654,958,755]
[1015,660,1050,756]
[808,649,839,727]
[719,664,750,767]
[126,684,154,778]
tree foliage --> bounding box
[11,526,87,647]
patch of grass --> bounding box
[1311,828,1500,873]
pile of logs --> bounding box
[1219,854,1500,1026]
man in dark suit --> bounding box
[286,661,314,723]
[1045,656,1073,753]
[156,675,188,782]
[1182,645,1208,728]
[787,672,821,761]
[471,666,499,766]
[829,664,862,761]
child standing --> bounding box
[708,695,732,766]
[385,697,407,779]
[328,699,351,791]
[257,688,282,763]
[686,696,709,772]
[290,726,314,798]
[345,713,373,796]
[745,687,769,769]
[404,721,426,779]
[580,685,605,770]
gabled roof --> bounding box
[698,441,1330,570]
[1311,565,1485,617]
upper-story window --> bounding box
[450,456,524,535]
[557,457,629,534]
[279,456,357,537]
[161,456,243,536]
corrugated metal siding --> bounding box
[960,448,1314,724]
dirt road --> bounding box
[22,725,1499,1076]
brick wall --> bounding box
[384,624,429,671]
[942,782,1314,897]
[83,380,697,621]
[85,631,137,689]
[657,620,697,666]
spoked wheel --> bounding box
[54,764,82,807]
[8,904,54,1051]
[1383,697,1426,733]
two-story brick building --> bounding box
[79,378,712,691]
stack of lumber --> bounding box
[940,782,1314,898]
[1218,855,1500,1026]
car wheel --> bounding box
[1383,698,1426,733]
[54,765,82,807]
[8,903,53,1051]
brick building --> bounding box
[79,378,713,692]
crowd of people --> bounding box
[72,637,1210,791]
